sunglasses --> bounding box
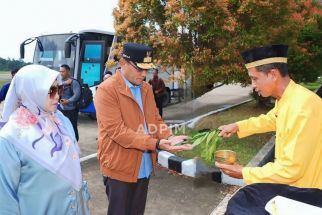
[126,60,146,72]
[48,85,63,99]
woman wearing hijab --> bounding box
[0,65,90,215]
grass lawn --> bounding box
[174,101,274,166]
[300,76,322,91]
[0,79,8,88]
[0,71,11,88]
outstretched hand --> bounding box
[218,123,239,138]
[168,135,189,146]
[159,139,193,152]
[215,162,243,179]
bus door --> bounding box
[78,41,106,113]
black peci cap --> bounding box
[241,44,288,69]
[122,43,155,70]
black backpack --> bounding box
[70,78,93,109]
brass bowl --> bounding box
[214,150,237,165]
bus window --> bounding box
[79,41,105,87]
[84,44,102,61]
[39,50,54,62]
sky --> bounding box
[0,0,119,62]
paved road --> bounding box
[82,159,238,215]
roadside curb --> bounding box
[210,193,235,215]
[168,99,253,129]
[157,150,222,178]
[247,135,275,168]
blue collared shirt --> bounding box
[121,74,152,179]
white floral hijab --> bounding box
[0,65,82,191]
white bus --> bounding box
[20,29,117,117]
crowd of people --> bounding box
[0,42,321,215]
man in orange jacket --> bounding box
[94,43,192,215]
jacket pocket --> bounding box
[103,144,139,175]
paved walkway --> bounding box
[163,84,252,121]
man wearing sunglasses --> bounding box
[94,43,192,215]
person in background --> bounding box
[0,65,90,215]
[148,69,166,117]
[216,44,322,214]
[94,42,192,215]
[59,64,81,141]
[0,68,19,103]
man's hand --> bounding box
[159,139,193,152]
[168,135,189,146]
[215,162,243,179]
[218,123,239,138]
[60,99,69,106]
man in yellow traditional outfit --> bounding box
[216,44,322,189]
[217,45,322,189]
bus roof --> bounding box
[78,29,115,35]
[37,29,115,38]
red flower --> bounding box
[14,107,38,127]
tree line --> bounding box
[112,0,322,95]
[0,57,29,72]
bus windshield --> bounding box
[33,34,76,73]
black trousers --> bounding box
[103,176,150,215]
[155,95,163,117]
[61,109,79,141]
[225,183,322,215]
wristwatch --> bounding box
[156,139,161,150]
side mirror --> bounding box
[64,34,78,59]
[65,41,72,58]
[20,37,42,59]
[20,43,25,59]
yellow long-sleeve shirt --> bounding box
[237,80,322,189]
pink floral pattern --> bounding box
[41,113,63,136]
[14,107,38,127]
[63,136,71,147]
[13,106,74,157]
